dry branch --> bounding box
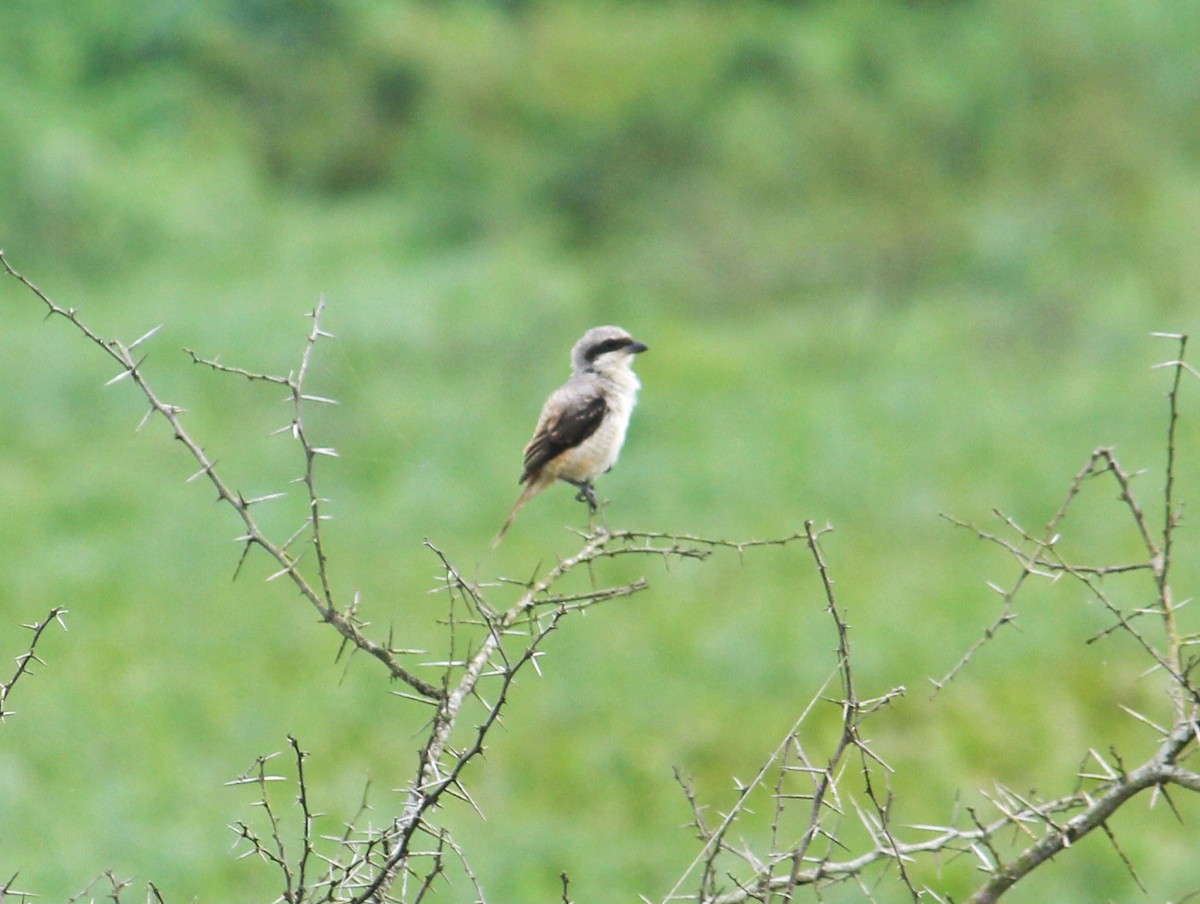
[2,251,440,700]
[0,607,68,722]
[660,335,1199,903]
[5,254,1199,902]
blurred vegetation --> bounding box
[1,0,1199,901]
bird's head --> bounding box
[571,325,648,376]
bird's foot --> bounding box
[574,482,599,513]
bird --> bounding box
[493,325,648,544]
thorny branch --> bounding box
[6,254,807,902]
[65,870,164,904]
[2,251,440,700]
[940,333,1200,902]
[6,254,1200,903]
[344,528,808,903]
[0,607,68,722]
[663,522,909,904]
[662,335,1200,903]
[216,526,798,903]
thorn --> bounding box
[1118,704,1168,736]
[244,492,287,506]
[186,461,219,483]
[265,564,293,582]
[104,367,135,387]
[128,324,164,350]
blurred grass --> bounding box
[2,0,1200,901]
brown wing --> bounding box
[520,392,607,483]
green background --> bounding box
[2,0,1199,900]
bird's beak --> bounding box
[629,341,649,354]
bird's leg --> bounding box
[573,480,599,512]
[564,478,600,512]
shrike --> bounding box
[494,325,648,544]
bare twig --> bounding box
[667,336,1200,904]
[2,252,440,700]
[0,607,68,722]
[9,253,1199,903]
[354,528,799,902]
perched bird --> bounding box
[494,325,648,544]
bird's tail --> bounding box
[492,480,540,546]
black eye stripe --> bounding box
[584,337,633,362]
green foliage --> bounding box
[1,0,1199,901]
